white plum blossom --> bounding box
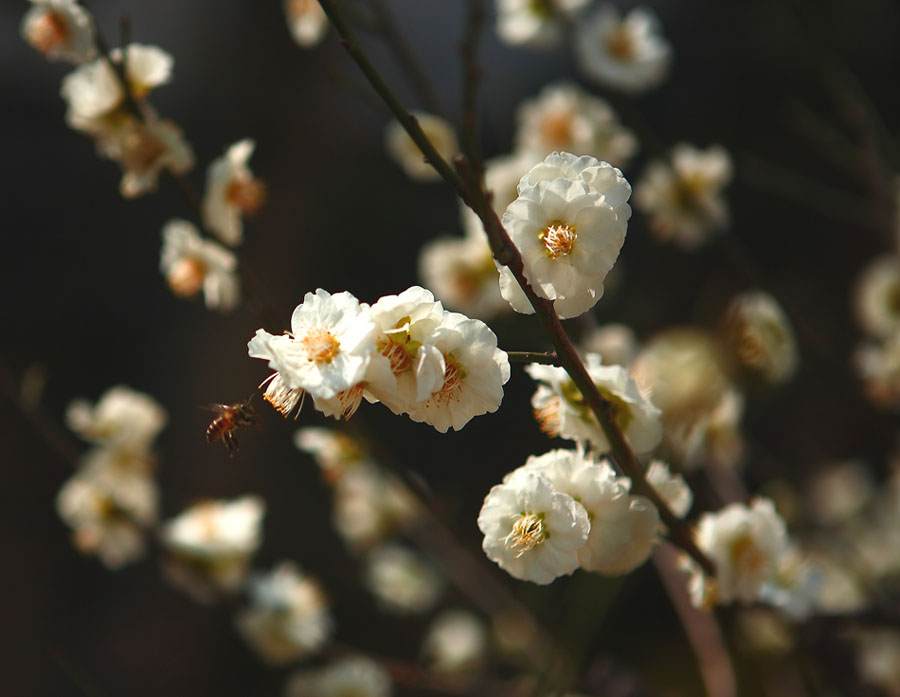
[635,144,733,249]
[248,289,378,418]
[646,460,692,518]
[574,5,672,93]
[723,290,798,384]
[515,83,638,168]
[202,138,266,246]
[160,496,265,601]
[364,544,443,614]
[56,453,158,568]
[61,44,173,126]
[478,469,590,584]
[496,0,590,49]
[21,0,95,63]
[685,498,789,608]
[418,226,506,320]
[403,310,511,432]
[385,112,458,182]
[294,426,370,481]
[498,152,632,319]
[855,255,900,338]
[422,609,488,674]
[331,464,418,550]
[367,286,446,414]
[515,449,660,574]
[855,330,900,408]
[285,657,392,697]
[284,0,329,48]
[580,323,638,367]
[160,219,240,311]
[527,353,662,454]
[66,385,167,453]
[237,562,333,664]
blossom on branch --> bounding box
[21,0,95,64]
[498,151,632,319]
[202,138,266,246]
[385,111,458,182]
[284,0,329,48]
[495,0,590,49]
[160,219,240,311]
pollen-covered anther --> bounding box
[261,373,306,419]
[28,11,68,54]
[431,360,463,406]
[302,328,341,363]
[225,177,266,215]
[336,384,365,420]
[166,257,207,297]
[502,513,546,558]
[540,222,578,259]
[380,340,412,375]
[533,396,563,437]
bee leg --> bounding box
[224,431,239,456]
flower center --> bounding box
[503,513,546,558]
[302,328,341,363]
[225,177,267,215]
[379,316,417,375]
[541,112,574,149]
[167,257,207,297]
[606,26,635,61]
[27,11,69,54]
[121,126,167,172]
[431,358,464,405]
[730,533,766,575]
[540,221,577,259]
[527,0,553,19]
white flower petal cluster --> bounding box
[364,544,443,615]
[284,0,329,48]
[21,0,95,64]
[635,144,733,249]
[574,5,672,93]
[481,449,662,583]
[516,83,638,168]
[294,426,369,480]
[66,384,167,453]
[580,323,638,367]
[58,385,165,568]
[527,353,662,454]
[202,138,265,246]
[385,112,458,182]
[855,255,900,338]
[56,449,158,568]
[285,657,392,697]
[237,562,333,664]
[160,219,240,311]
[646,460,692,518]
[160,496,265,602]
[724,290,798,384]
[422,609,487,674]
[61,44,172,125]
[250,287,510,432]
[479,468,590,584]
[630,328,744,470]
[684,498,790,608]
[496,0,590,49]
[498,152,632,319]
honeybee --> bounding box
[204,398,260,455]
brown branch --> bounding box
[319,0,715,578]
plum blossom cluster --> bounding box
[682,498,822,617]
[634,143,734,250]
[57,385,166,568]
[249,287,510,432]
[420,93,636,321]
[496,2,672,96]
[478,449,689,584]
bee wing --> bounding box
[200,403,232,413]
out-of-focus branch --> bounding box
[459,0,485,175]
[319,0,716,577]
[507,351,561,366]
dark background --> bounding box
[3,0,900,694]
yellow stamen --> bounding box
[302,328,341,363]
[540,222,577,259]
[502,513,546,558]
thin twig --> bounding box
[507,351,561,366]
[318,0,716,577]
[368,0,446,118]
[459,0,485,175]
